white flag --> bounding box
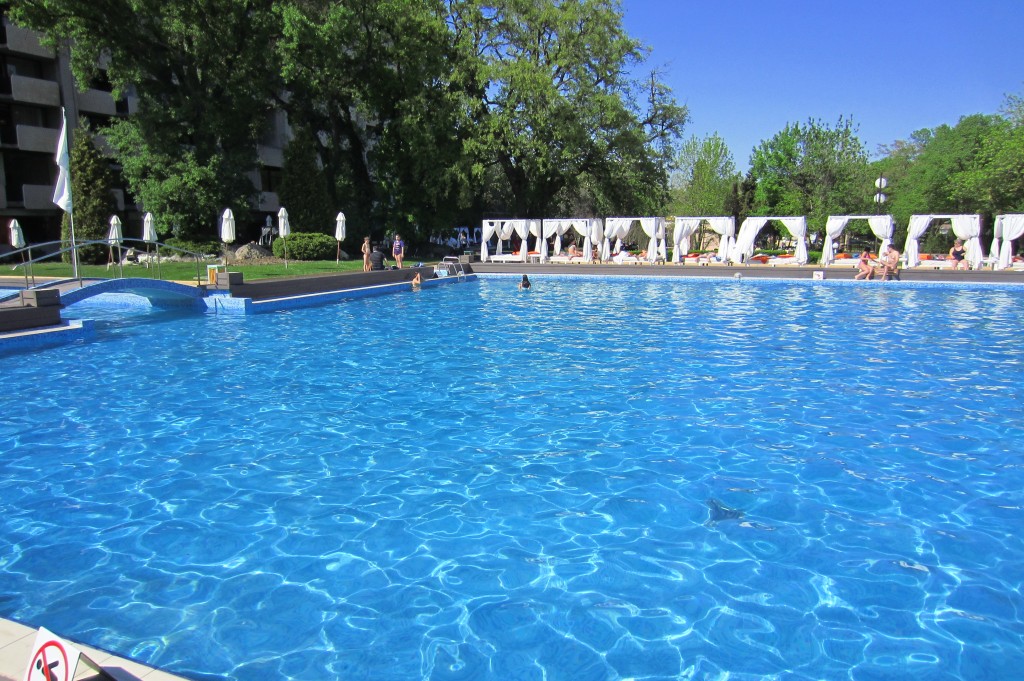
[52,109,72,213]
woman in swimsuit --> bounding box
[949,239,968,270]
[854,248,874,280]
[361,236,372,272]
[392,233,405,269]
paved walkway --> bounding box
[0,618,188,681]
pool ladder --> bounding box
[438,256,467,281]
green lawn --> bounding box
[8,259,367,283]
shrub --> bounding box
[272,232,336,260]
[164,237,222,258]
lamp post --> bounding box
[873,176,887,214]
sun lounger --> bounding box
[548,254,588,264]
[488,253,524,263]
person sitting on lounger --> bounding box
[567,243,581,257]
[854,249,874,280]
[879,244,900,280]
[949,239,968,270]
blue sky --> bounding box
[621,0,1024,169]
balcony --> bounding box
[257,144,283,168]
[9,74,60,107]
[22,183,56,210]
[3,24,54,59]
[77,88,117,116]
[258,192,280,212]
[14,124,58,153]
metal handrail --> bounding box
[4,239,210,289]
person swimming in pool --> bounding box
[518,274,531,290]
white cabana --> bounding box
[480,219,537,262]
[671,217,735,262]
[452,226,482,248]
[904,214,982,269]
[730,216,808,265]
[602,217,663,262]
[542,218,593,261]
[820,215,894,266]
[994,214,1024,270]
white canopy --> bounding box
[730,217,807,264]
[8,219,25,249]
[671,217,735,262]
[994,214,1024,270]
[142,212,158,243]
[107,215,123,245]
[481,219,538,262]
[220,209,235,244]
[277,207,291,239]
[904,214,982,269]
[541,218,594,260]
[820,215,894,266]
[603,217,663,262]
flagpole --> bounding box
[69,212,80,283]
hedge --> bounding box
[272,232,336,260]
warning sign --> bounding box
[23,628,80,681]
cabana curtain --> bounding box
[996,214,1024,270]
[704,217,736,261]
[672,218,703,261]
[904,214,982,269]
[819,215,893,266]
[730,217,807,264]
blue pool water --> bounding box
[2,276,1024,680]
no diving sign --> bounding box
[23,628,81,681]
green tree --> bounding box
[458,0,688,217]
[948,93,1024,213]
[12,0,281,240]
[65,124,118,265]
[890,114,998,220]
[749,116,869,239]
[277,128,333,235]
[277,0,468,241]
[669,133,737,216]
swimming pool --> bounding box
[2,276,1023,680]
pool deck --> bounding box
[0,617,188,681]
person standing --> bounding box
[361,236,372,272]
[392,233,405,269]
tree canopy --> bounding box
[748,117,869,231]
[12,0,687,242]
